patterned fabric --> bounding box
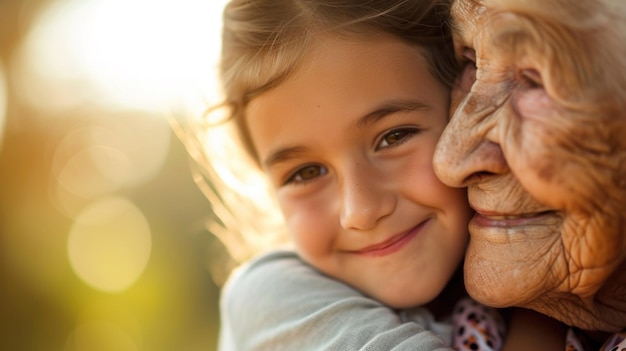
[451,297,506,351]
[566,328,626,351]
[450,299,625,351]
[601,333,626,351]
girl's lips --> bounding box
[352,220,428,257]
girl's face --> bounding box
[245,35,471,308]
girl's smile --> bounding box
[349,219,430,257]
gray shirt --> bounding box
[218,249,454,350]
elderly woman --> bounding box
[433,0,626,347]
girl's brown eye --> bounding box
[519,68,543,89]
[384,130,406,145]
[377,128,418,150]
[298,166,322,180]
[285,164,327,184]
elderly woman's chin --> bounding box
[462,222,560,308]
[463,212,626,331]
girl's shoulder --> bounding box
[221,248,363,323]
[221,249,330,302]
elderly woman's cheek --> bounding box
[508,91,579,208]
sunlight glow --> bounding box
[15,0,226,112]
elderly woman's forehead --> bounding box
[450,0,487,37]
[450,0,486,43]
[451,0,484,20]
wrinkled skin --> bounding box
[433,0,626,331]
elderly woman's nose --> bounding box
[434,102,508,187]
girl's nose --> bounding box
[339,168,396,231]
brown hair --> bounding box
[222,0,456,159]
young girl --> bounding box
[178,0,565,349]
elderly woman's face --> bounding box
[434,0,626,330]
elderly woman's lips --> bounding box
[472,210,556,227]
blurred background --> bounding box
[0,0,231,350]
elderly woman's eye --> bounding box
[519,68,543,89]
[462,48,476,64]
[459,48,477,92]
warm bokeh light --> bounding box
[87,116,171,188]
[51,112,172,218]
[66,321,140,351]
[67,197,152,293]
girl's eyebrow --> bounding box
[264,100,429,168]
[263,145,310,169]
[357,100,429,129]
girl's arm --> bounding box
[219,249,453,351]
